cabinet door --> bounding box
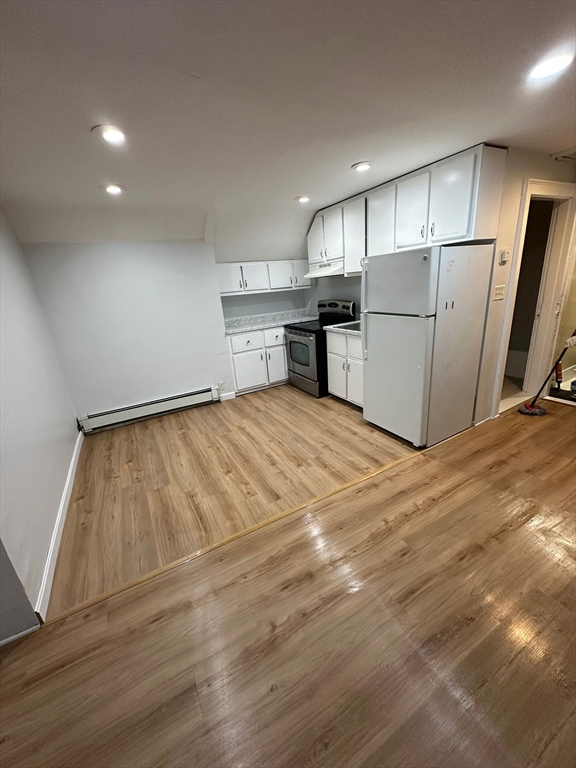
[327,352,347,399]
[307,215,325,264]
[429,153,476,242]
[266,346,288,383]
[218,263,244,294]
[241,263,270,292]
[347,359,363,406]
[344,197,366,274]
[293,261,311,288]
[396,172,430,248]
[323,206,344,260]
[233,349,268,391]
[268,261,294,290]
[367,186,396,257]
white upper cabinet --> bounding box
[304,144,506,278]
[429,153,476,242]
[367,186,396,258]
[307,215,325,264]
[396,172,430,249]
[241,263,270,292]
[268,261,294,290]
[218,263,244,294]
[323,206,344,261]
[293,260,311,288]
[343,197,366,274]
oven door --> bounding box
[285,330,317,381]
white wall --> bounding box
[475,149,576,422]
[221,290,309,320]
[24,240,235,414]
[306,275,362,318]
[0,211,78,606]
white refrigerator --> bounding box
[361,244,494,447]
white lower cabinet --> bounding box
[233,348,268,391]
[266,346,287,383]
[327,353,348,399]
[326,331,363,406]
[346,358,364,406]
[230,326,288,393]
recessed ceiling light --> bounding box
[352,162,371,172]
[101,184,125,196]
[295,196,310,203]
[529,54,574,79]
[92,124,127,145]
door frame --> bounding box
[493,178,576,415]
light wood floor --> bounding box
[48,385,415,616]
[1,401,574,768]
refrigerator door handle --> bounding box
[361,257,368,312]
[361,313,368,360]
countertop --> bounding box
[225,310,317,335]
[324,322,362,337]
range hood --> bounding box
[304,259,344,279]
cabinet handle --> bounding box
[268,352,271,359]
[239,279,242,289]
[342,361,346,371]
[431,222,435,236]
[290,276,293,284]
[247,340,251,345]
[324,248,328,259]
[244,280,248,288]
[420,225,425,239]
[348,363,351,372]
[261,353,263,361]
[294,276,298,285]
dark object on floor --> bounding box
[519,329,576,416]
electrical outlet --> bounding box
[493,284,506,301]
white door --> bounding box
[429,153,476,242]
[396,172,430,249]
[327,353,347,399]
[363,313,434,446]
[323,206,344,260]
[293,261,311,288]
[241,263,269,292]
[268,261,294,290]
[427,244,493,446]
[307,216,325,264]
[347,358,363,406]
[367,186,396,257]
[217,263,244,294]
[266,346,287,383]
[344,197,366,274]
[233,349,268,391]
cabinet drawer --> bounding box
[264,327,285,347]
[230,331,264,353]
[326,332,347,357]
[347,335,363,361]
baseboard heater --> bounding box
[77,386,219,434]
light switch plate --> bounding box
[499,249,510,265]
[493,284,506,301]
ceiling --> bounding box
[1,0,575,258]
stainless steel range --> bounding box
[284,300,355,397]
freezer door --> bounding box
[363,313,434,446]
[426,244,494,446]
[363,247,440,316]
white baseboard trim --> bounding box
[35,431,84,618]
[220,392,236,401]
[0,623,40,648]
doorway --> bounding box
[496,179,576,415]
[500,200,554,403]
